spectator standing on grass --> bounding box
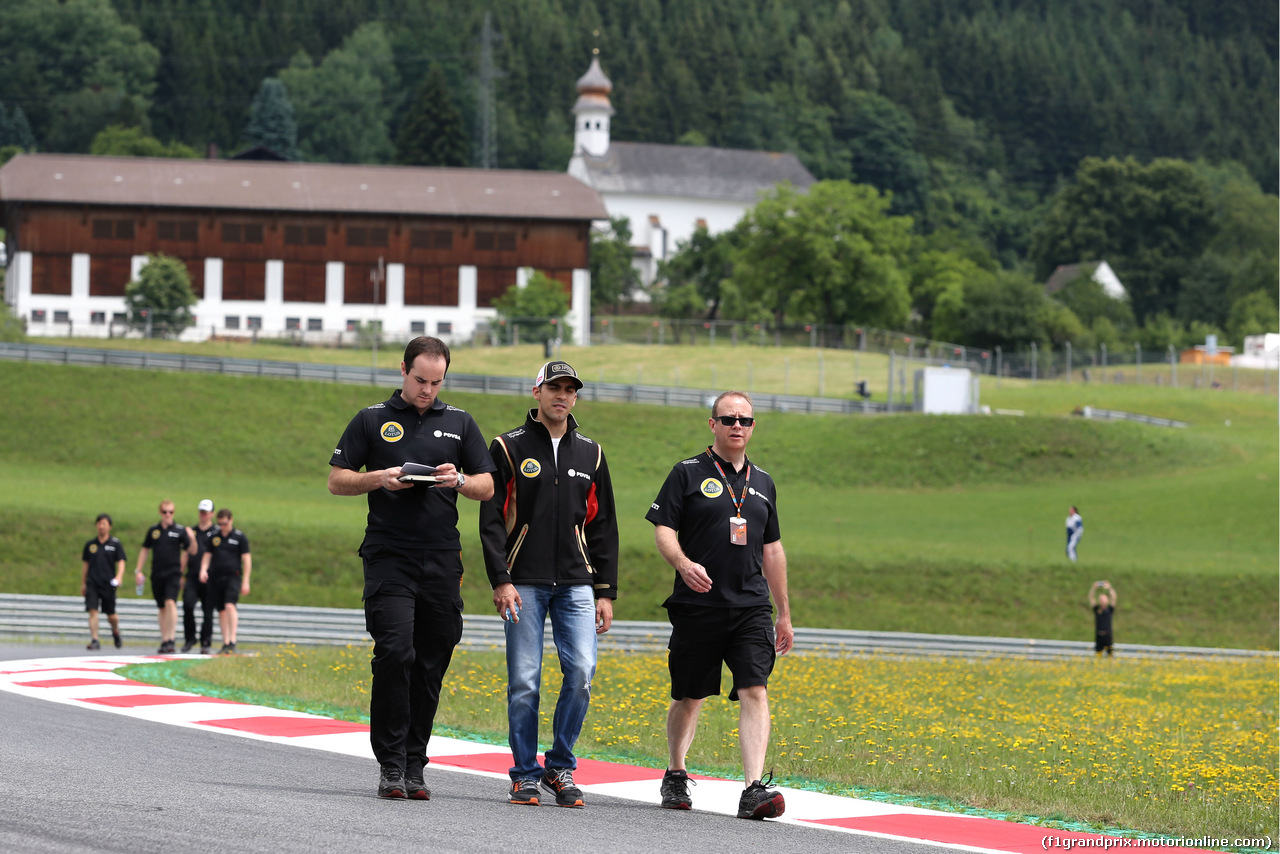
[183,499,217,654]
[479,360,619,808]
[134,499,191,654]
[1090,580,1117,656]
[81,513,126,650]
[199,508,251,655]
[645,390,793,820]
[328,336,495,801]
[1066,506,1084,562]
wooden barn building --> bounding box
[0,154,608,344]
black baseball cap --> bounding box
[535,360,583,389]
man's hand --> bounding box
[378,467,413,491]
[493,582,522,622]
[595,597,613,634]
[240,579,250,596]
[678,560,712,593]
[774,615,795,656]
[431,462,461,489]
[199,569,208,584]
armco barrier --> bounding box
[0,342,892,415]
[2,594,1272,661]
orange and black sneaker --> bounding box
[540,767,584,807]
[508,778,540,805]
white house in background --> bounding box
[1235,333,1280,369]
[1044,260,1128,300]
[567,56,817,285]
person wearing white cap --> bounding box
[182,499,217,653]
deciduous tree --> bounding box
[125,254,196,338]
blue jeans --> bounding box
[506,584,597,780]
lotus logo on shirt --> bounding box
[380,422,404,442]
[88,544,98,554]
[212,537,222,547]
[700,478,724,498]
[520,459,541,477]
[151,529,161,539]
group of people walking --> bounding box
[328,336,792,819]
[81,500,251,655]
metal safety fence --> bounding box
[2,594,1272,661]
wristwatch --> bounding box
[455,472,467,489]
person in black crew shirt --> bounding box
[183,499,217,654]
[198,508,251,655]
[81,513,127,650]
[328,336,495,801]
[134,499,192,654]
[646,390,793,821]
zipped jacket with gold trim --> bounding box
[479,410,618,599]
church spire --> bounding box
[572,53,614,156]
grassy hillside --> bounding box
[1,359,1274,648]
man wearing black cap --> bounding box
[480,360,618,808]
[183,499,217,654]
[81,513,126,650]
[329,335,495,801]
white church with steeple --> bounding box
[567,55,816,285]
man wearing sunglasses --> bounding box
[645,391,793,820]
[133,499,192,653]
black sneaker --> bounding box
[737,774,785,820]
[509,778,540,805]
[540,767,584,808]
[377,764,407,799]
[200,646,211,655]
[405,767,430,801]
[158,641,172,654]
[660,768,694,810]
[112,632,122,649]
[181,641,195,653]
[218,642,236,655]
[86,639,100,651]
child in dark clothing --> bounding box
[1089,580,1117,656]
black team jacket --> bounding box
[479,410,618,600]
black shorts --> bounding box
[666,604,776,702]
[1095,632,1114,654]
[84,582,117,615]
[210,573,242,611]
[152,572,182,607]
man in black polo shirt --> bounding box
[134,499,192,654]
[198,508,252,655]
[183,499,217,654]
[81,513,126,650]
[329,335,495,801]
[646,390,793,820]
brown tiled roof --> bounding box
[0,154,608,221]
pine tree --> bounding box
[243,78,298,160]
[394,63,469,167]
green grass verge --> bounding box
[2,357,1276,648]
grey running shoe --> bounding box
[540,767,584,807]
[86,639,100,651]
[660,768,693,810]
[405,767,430,800]
[377,764,407,799]
[737,774,785,820]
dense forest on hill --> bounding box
[0,0,1275,351]
[1,0,1273,193]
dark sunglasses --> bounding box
[715,415,755,427]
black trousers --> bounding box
[362,547,464,771]
[183,578,214,647]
